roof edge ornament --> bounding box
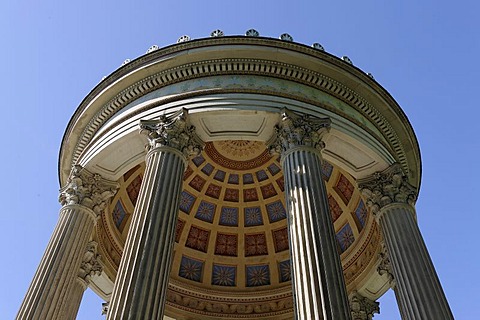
[279,33,293,42]
[177,35,191,43]
[245,29,260,37]
[210,29,224,37]
[312,43,325,51]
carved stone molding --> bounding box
[59,165,119,216]
[268,108,330,156]
[139,108,203,159]
[377,242,395,288]
[358,163,417,216]
[78,241,102,285]
[349,291,380,320]
[165,284,293,318]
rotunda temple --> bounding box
[17,30,453,319]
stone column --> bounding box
[359,164,453,320]
[269,109,351,320]
[349,291,379,320]
[106,109,202,320]
[64,241,103,319]
[17,166,118,320]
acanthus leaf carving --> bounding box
[349,291,380,320]
[358,163,416,216]
[377,241,396,288]
[268,108,330,156]
[139,108,204,159]
[59,165,119,216]
[78,241,102,283]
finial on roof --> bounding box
[177,35,191,43]
[279,33,293,42]
[146,45,159,54]
[210,29,224,37]
[312,43,325,51]
[245,29,259,37]
[342,56,353,65]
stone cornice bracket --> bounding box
[349,291,380,320]
[58,165,119,216]
[377,242,396,288]
[268,108,331,157]
[139,108,204,159]
[358,163,417,217]
[78,241,103,285]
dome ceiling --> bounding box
[97,140,379,319]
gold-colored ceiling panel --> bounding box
[98,140,378,318]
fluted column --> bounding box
[17,166,118,320]
[106,109,203,320]
[269,109,351,320]
[64,241,103,319]
[349,291,379,320]
[359,164,453,320]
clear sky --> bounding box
[1,1,478,319]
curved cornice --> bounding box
[60,36,421,190]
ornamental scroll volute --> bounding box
[78,241,102,283]
[268,108,331,156]
[358,163,417,216]
[139,108,203,159]
[58,165,119,216]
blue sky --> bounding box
[1,1,478,319]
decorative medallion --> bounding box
[179,191,196,213]
[195,201,216,223]
[243,188,259,202]
[219,207,239,227]
[278,260,292,283]
[215,233,238,257]
[246,264,270,287]
[266,200,287,223]
[328,195,343,222]
[205,183,221,199]
[243,173,254,184]
[185,226,210,253]
[272,227,289,253]
[212,264,236,286]
[321,161,333,181]
[335,174,355,205]
[112,200,127,229]
[260,183,277,199]
[336,223,355,253]
[179,256,204,282]
[354,200,368,230]
[244,207,263,227]
[214,170,226,182]
[245,233,268,256]
[189,175,206,192]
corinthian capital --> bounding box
[349,291,380,320]
[58,165,119,215]
[139,108,203,158]
[78,241,102,282]
[377,242,395,288]
[358,164,416,215]
[268,108,330,155]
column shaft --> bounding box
[17,205,95,320]
[283,148,351,320]
[64,278,88,319]
[379,204,453,319]
[106,147,185,319]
